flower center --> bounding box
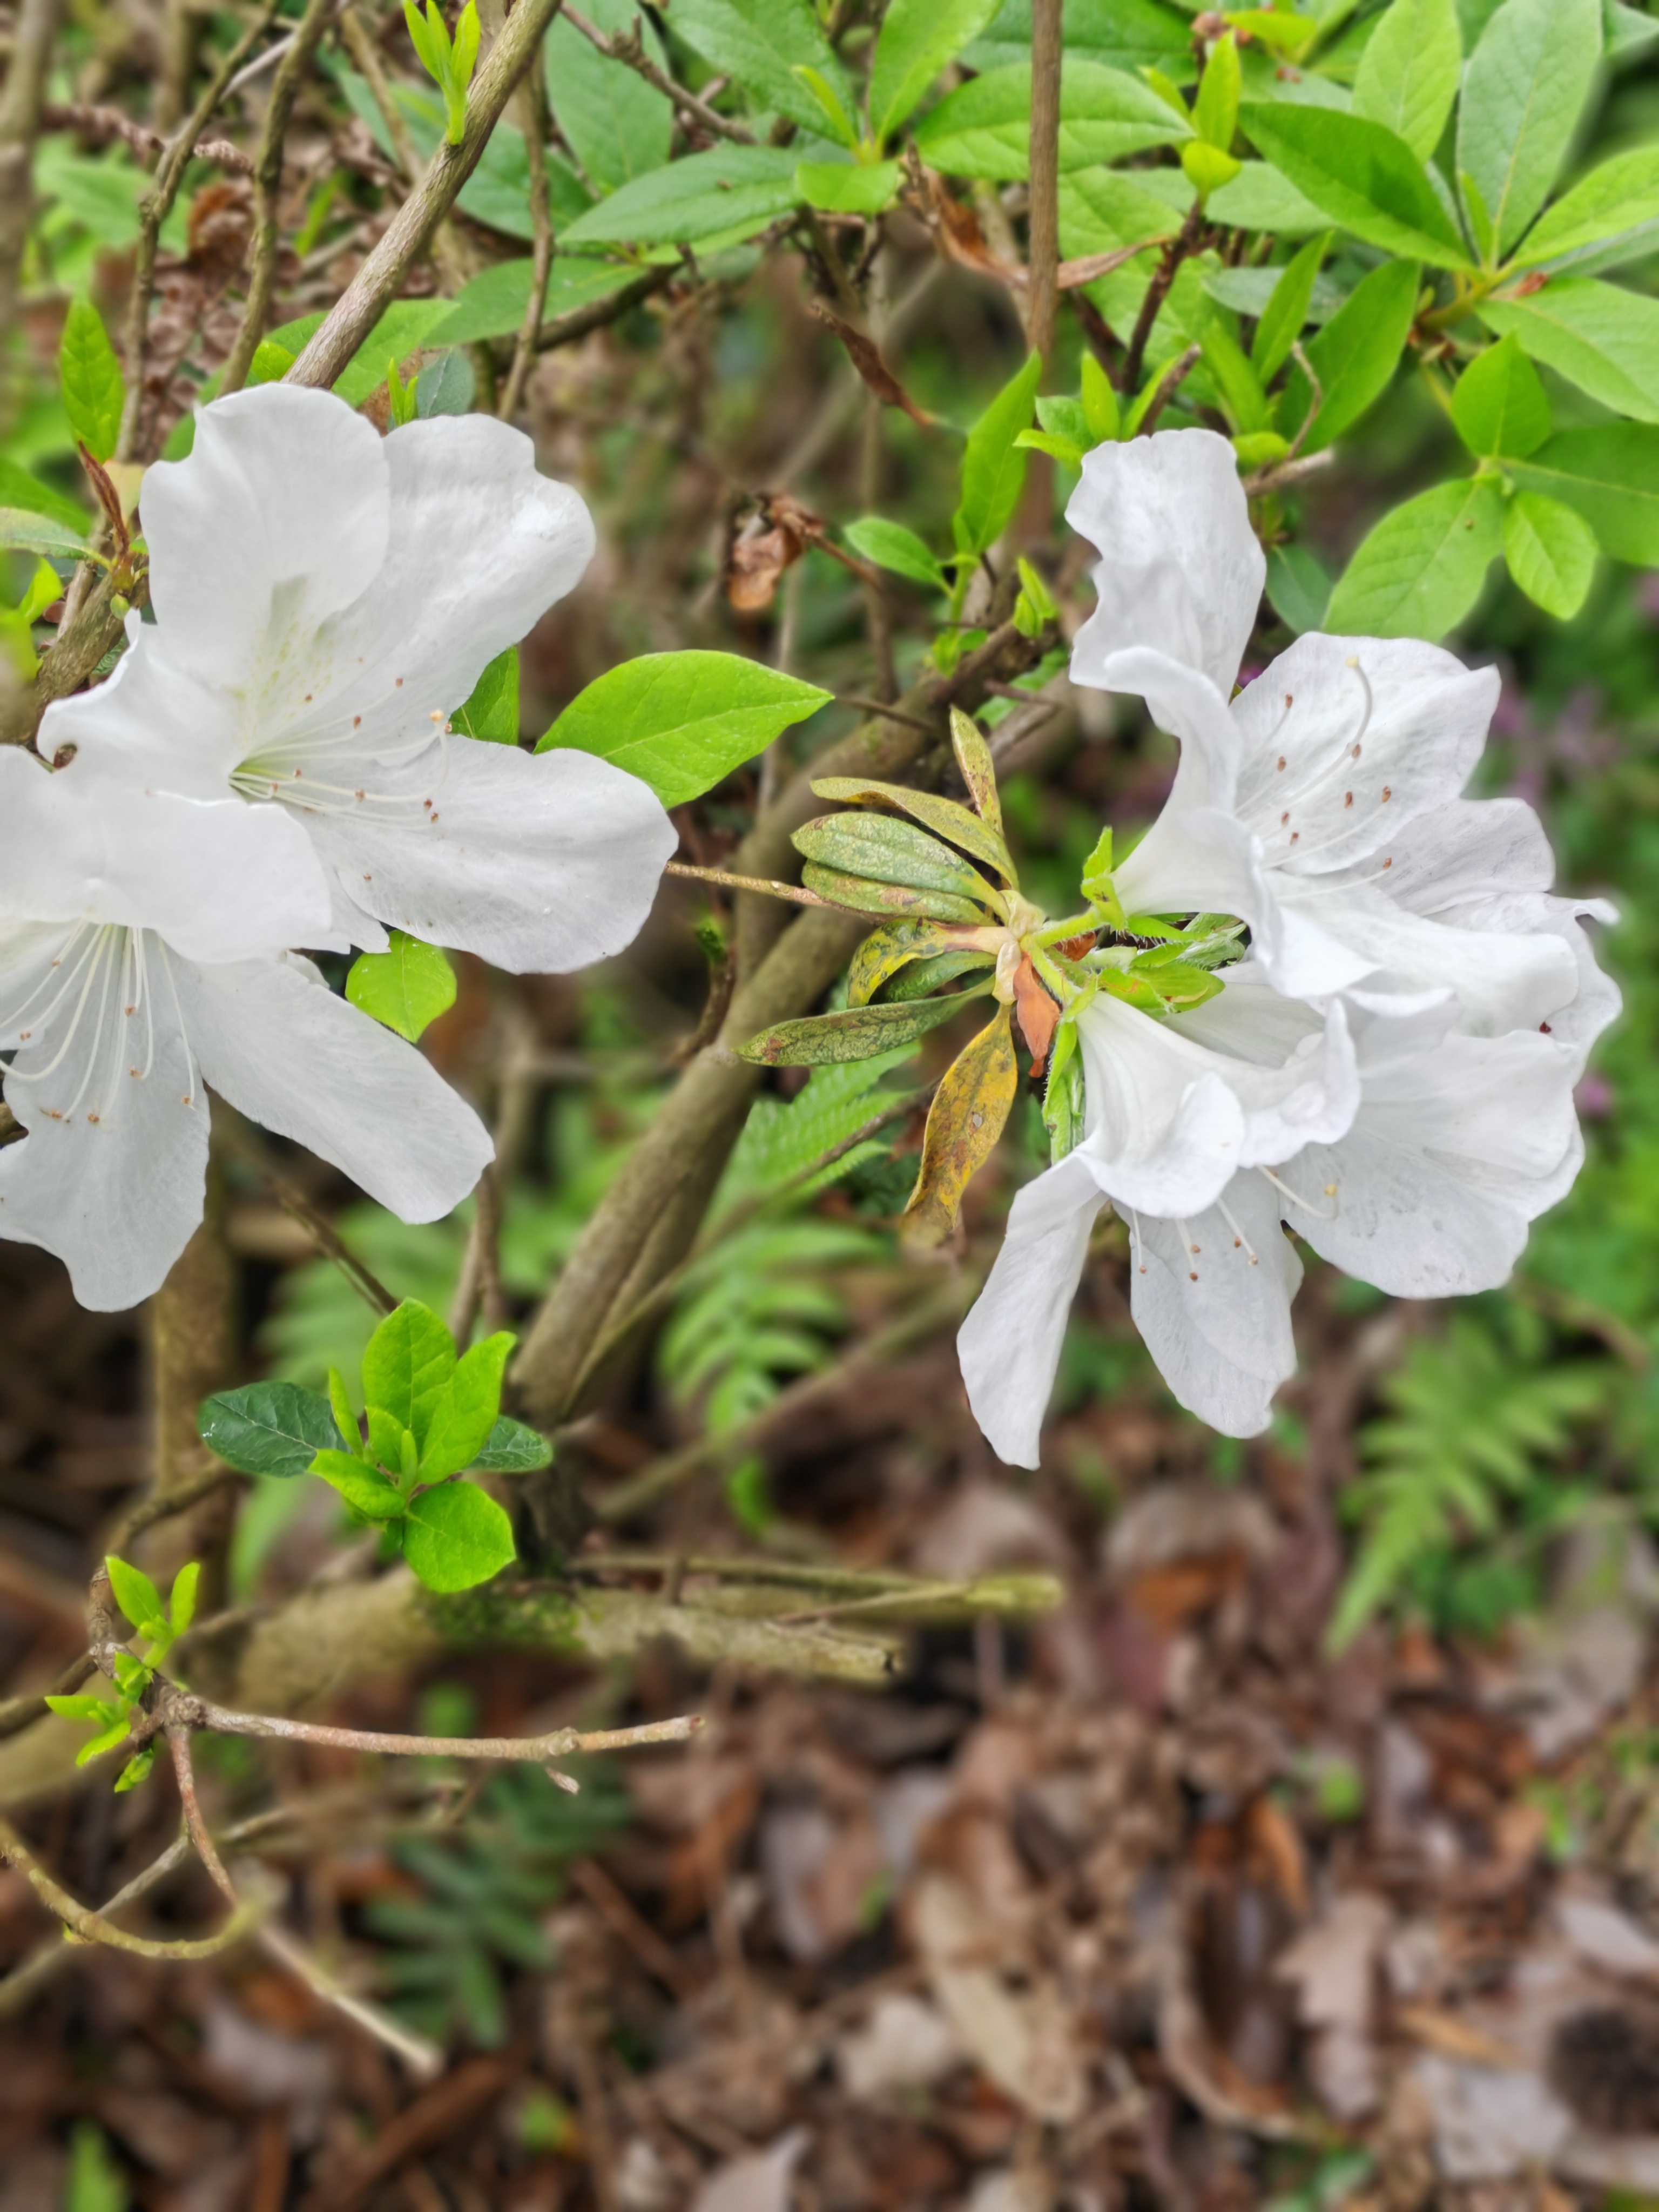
[0,923,197,1128]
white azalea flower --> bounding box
[0,747,492,1310]
[49,383,678,973]
[1068,430,1581,1026]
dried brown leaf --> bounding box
[902,1008,1017,1249]
[806,299,934,428]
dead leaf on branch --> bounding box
[1009,955,1059,1078]
[902,1007,1018,1250]
[805,300,934,429]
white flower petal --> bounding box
[1286,1002,1581,1296]
[1231,634,1499,872]
[0,924,207,1310]
[1165,978,1360,1164]
[957,1154,1106,1471]
[301,737,676,972]
[1365,793,1556,910]
[1290,885,1580,1036]
[1067,430,1264,695]
[0,748,338,962]
[36,623,241,797]
[140,386,390,691]
[1075,994,1249,1216]
[173,953,493,1220]
[1127,1174,1301,1437]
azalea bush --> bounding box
[0,0,1654,2089]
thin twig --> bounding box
[1240,448,1334,498]
[835,693,943,736]
[0,0,63,401]
[449,1160,505,1343]
[116,3,280,461]
[224,1128,399,1313]
[562,4,754,144]
[219,0,335,396]
[167,1725,238,1902]
[0,1815,261,1960]
[258,1918,445,2079]
[1025,0,1061,358]
[38,100,252,171]
[110,1459,242,1552]
[1134,340,1202,435]
[1121,202,1204,396]
[188,1701,703,1767]
[497,20,553,420]
[665,860,835,908]
[0,1650,97,1743]
[289,0,566,390]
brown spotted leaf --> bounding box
[846,919,957,1008]
[902,1008,1019,1249]
[794,813,1003,911]
[1011,956,1061,1077]
[801,864,989,926]
[738,988,990,1067]
[810,776,1017,885]
[948,708,1003,835]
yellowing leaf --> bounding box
[902,1008,1018,1249]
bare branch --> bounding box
[38,100,252,172]
[0,1814,260,1960]
[562,5,754,144]
[188,1700,703,1769]
[1135,340,1203,436]
[1025,0,1062,358]
[496,29,554,420]
[665,860,837,909]
[0,0,63,394]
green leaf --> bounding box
[1192,29,1241,150]
[367,1405,408,1472]
[1479,280,1659,424]
[311,1451,408,1521]
[1508,424,1659,562]
[1182,141,1243,199]
[1081,353,1120,442]
[471,1415,555,1472]
[58,299,126,462]
[401,1479,517,1591]
[794,160,902,213]
[114,1744,157,1793]
[169,1561,199,1634]
[844,516,946,588]
[77,1718,134,1767]
[346,931,458,1043]
[738,989,993,1066]
[1513,148,1659,273]
[1325,476,1505,639]
[966,0,1195,76]
[1203,160,1328,235]
[913,59,1189,180]
[1239,102,1472,267]
[362,1298,458,1449]
[197,1380,343,1477]
[328,1366,364,1459]
[558,145,799,246]
[419,1330,516,1479]
[808,778,1017,882]
[667,0,855,139]
[801,865,988,925]
[793,813,1002,908]
[953,352,1042,557]
[544,0,672,193]
[1265,541,1333,633]
[1251,231,1332,383]
[1449,332,1552,457]
[537,650,829,804]
[1605,0,1659,52]
[0,457,90,536]
[1351,0,1461,160]
[415,348,474,417]
[105,1555,165,1635]
[846,919,955,1007]
[426,257,635,348]
[869,0,1003,144]
[0,507,87,559]
[1456,0,1601,258]
[1201,316,1271,435]
[451,646,518,744]
[1502,488,1597,616]
[44,1693,117,1722]
[247,339,295,387]
[1281,257,1420,451]
[265,298,456,404]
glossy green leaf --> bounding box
[1240,102,1472,267]
[914,58,1189,179]
[1502,489,1597,617]
[198,1381,343,1477]
[965,0,1195,76]
[738,988,992,1067]
[415,348,474,417]
[58,299,125,461]
[667,0,855,138]
[953,352,1042,557]
[544,0,673,194]
[0,507,87,559]
[808,778,1017,882]
[367,1406,409,1472]
[869,0,1003,145]
[793,813,1003,909]
[538,650,830,804]
[1508,424,1659,562]
[327,1367,365,1460]
[77,1719,133,1768]
[1265,541,1333,633]
[346,931,458,1043]
[427,257,635,348]
[558,145,799,246]
[45,1692,118,1723]
[1250,232,1331,383]
[1456,0,1601,258]
[794,160,902,213]
[1449,332,1552,457]
[419,1331,516,1479]
[1192,29,1240,150]
[1514,149,1659,273]
[1325,476,1504,640]
[362,1298,458,1449]
[168,1562,199,1634]
[401,1479,517,1591]
[1203,160,1328,235]
[844,516,947,588]
[1351,0,1461,159]
[471,1416,554,1473]
[114,1744,157,1793]
[451,646,519,744]
[1080,354,1120,443]
[104,1554,166,1635]
[1281,258,1420,451]
[312,1451,408,1521]
[1479,281,1659,424]
[1201,318,1271,435]
[0,458,90,536]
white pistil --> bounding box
[1258,1164,1338,1221]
